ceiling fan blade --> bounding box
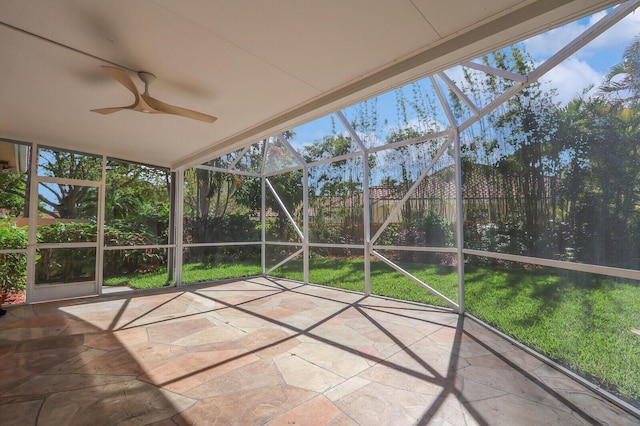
[91,107,127,115]
[101,66,140,101]
[142,94,217,123]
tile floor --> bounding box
[0,277,637,425]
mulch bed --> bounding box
[1,290,26,306]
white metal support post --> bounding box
[335,111,370,295]
[432,75,465,314]
[453,131,465,313]
[276,132,310,283]
[303,167,309,284]
[96,155,107,295]
[261,169,267,275]
[25,143,39,304]
[362,150,371,295]
[167,171,176,283]
[174,169,185,286]
[261,140,268,276]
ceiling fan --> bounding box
[91,66,217,123]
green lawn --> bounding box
[103,256,639,406]
[270,257,458,307]
[103,260,261,289]
[464,266,640,404]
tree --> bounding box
[601,35,640,104]
[184,144,263,224]
[548,34,640,268]
[105,159,171,244]
[303,133,366,244]
[384,127,436,226]
[37,149,102,219]
[187,167,241,221]
[183,149,258,250]
[0,173,27,217]
[455,46,562,257]
[557,96,640,267]
[372,82,454,254]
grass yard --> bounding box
[103,260,261,289]
[464,266,640,404]
[103,255,639,406]
[270,257,458,307]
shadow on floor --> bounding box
[0,277,637,425]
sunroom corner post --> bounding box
[363,148,371,296]
[454,129,465,314]
[96,154,107,295]
[261,168,266,276]
[335,110,371,295]
[167,170,177,283]
[25,143,39,304]
[174,168,185,286]
[303,166,310,285]
[432,73,464,314]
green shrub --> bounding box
[0,220,27,295]
[103,224,168,276]
[183,214,260,263]
[418,210,454,247]
[37,221,97,243]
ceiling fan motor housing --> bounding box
[138,71,157,85]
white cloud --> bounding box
[587,9,640,50]
[540,57,602,105]
[524,20,587,59]
[514,7,640,105]
[524,8,640,60]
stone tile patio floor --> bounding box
[0,277,637,425]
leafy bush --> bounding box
[309,220,346,249]
[0,173,27,217]
[34,222,97,283]
[104,224,156,246]
[38,221,97,243]
[418,211,454,247]
[103,224,168,276]
[376,223,400,246]
[0,219,27,296]
[391,211,454,262]
[103,248,166,277]
[183,214,260,262]
[36,247,96,283]
[0,218,27,249]
[464,220,529,267]
[184,214,260,244]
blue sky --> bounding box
[525,8,640,105]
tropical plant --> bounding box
[600,35,640,104]
[0,219,27,301]
[0,172,27,217]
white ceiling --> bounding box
[0,0,620,169]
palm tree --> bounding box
[600,35,640,104]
